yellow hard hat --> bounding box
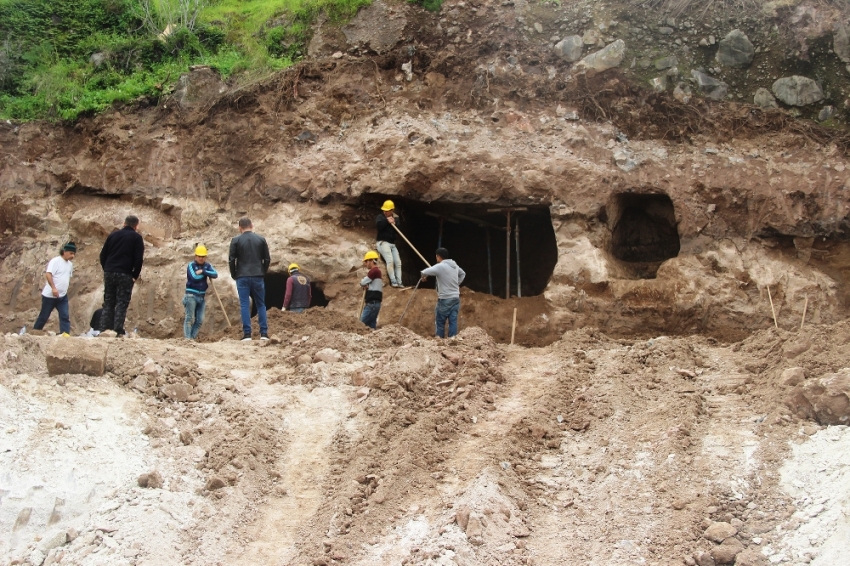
[194,245,208,256]
[363,250,380,261]
[381,200,395,211]
[288,263,299,272]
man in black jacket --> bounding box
[99,215,145,336]
[229,217,271,341]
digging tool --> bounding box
[800,295,809,331]
[209,280,232,327]
[390,223,431,268]
[398,278,423,326]
[767,286,778,328]
[515,219,521,298]
[356,288,365,320]
[511,307,517,345]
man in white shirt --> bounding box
[33,242,76,335]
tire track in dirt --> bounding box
[233,385,350,565]
[440,347,563,491]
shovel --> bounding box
[209,279,231,327]
[398,278,423,326]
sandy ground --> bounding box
[2,311,849,566]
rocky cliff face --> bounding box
[1,0,849,343]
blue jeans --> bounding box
[376,241,402,286]
[435,297,460,338]
[289,307,305,313]
[360,302,381,329]
[182,293,206,339]
[34,294,70,334]
[236,276,268,336]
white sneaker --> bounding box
[241,335,252,341]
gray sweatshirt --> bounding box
[421,259,466,299]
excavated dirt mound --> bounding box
[3,312,850,565]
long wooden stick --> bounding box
[209,280,231,327]
[800,295,808,331]
[767,286,778,328]
[398,278,422,325]
[510,307,517,345]
[390,223,431,267]
[356,289,365,320]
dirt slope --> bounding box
[2,313,848,565]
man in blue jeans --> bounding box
[228,217,270,341]
[33,242,76,336]
[420,247,466,338]
[183,244,218,339]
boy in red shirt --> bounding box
[359,251,383,329]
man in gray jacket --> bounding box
[228,217,271,341]
[420,247,466,338]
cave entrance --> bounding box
[356,197,558,297]
[256,272,329,314]
[608,193,680,279]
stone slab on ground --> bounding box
[45,338,108,376]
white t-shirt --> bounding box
[41,256,73,298]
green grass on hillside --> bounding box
[0,0,418,122]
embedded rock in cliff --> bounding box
[753,88,778,108]
[772,76,824,106]
[716,29,755,68]
[342,0,406,54]
[173,67,227,109]
[553,35,583,62]
[691,70,728,101]
[575,40,625,73]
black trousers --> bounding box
[100,272,134,335]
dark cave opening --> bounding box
[352,197,558,298]
[608,193,680,278]
[249,272,329,316]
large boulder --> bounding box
[772,76,824,106]
[691,70,728,101]
[786,369,850,425]
[46,338,107,376]
[553,36,583,62]
[716,30,755,67]
[576,40,626,72]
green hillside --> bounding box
[0,0,384,121]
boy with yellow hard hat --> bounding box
[183,244,219,339]
[360,250,383,329]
